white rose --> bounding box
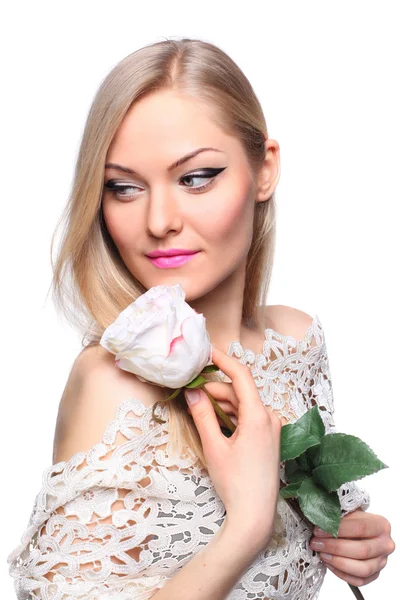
[99,283,213,388]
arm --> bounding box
[8,345,170,598]
[7,345,271,600]
[151,517,271,600]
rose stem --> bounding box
[200,386,236,432]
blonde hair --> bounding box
[50,36,279,518]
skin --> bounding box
[101,89,395,587]
[102,89,279,354]
[310,511,395,587]
[203,389,396,587]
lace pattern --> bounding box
[7,314,370,600]
[219,314,370,520]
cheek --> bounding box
[208,187,254,245]
[102,202,138,250]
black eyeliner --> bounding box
[104,166,227,188]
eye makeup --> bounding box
[104,166,227,201]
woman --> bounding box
[7,38,395,599]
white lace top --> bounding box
[7,314,370,600]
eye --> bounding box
[103,181,141,200]
[179,168,226,193]
[104,167,227,201]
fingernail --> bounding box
[314,528,326,536]
[311,540,325,550]
[185,389,201,405]
[320,552,332,561]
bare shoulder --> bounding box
[52,344,165,465]
[262,304,315,342]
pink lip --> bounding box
[146,248,198,258]
[148,252,200,268]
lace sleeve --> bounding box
[303,317,371,516]
[7,398,174,600]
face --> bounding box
[102,90,269,304]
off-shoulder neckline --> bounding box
[115,314,324,413]
[225,313,324,359]
[123,313,324,417]
[51,314,325,469]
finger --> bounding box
[187,403,237,423]
[184,388,227,448]
[313,512,389,540]
[325,563,381,587]
[187,401,236,419]
[214,400,237,417]
[310,535,388,559]
[210,346,270,422]
[211,398,238,426]
[320,552,385,581]
[217,411,238,428]
[204,382,281,424]
[203,381,239,410]
[336,512,390,540]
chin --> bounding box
[133,265,221,303]
[137,273,190,295]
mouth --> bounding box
[147,251,200,269]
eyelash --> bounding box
[104,167,226,201]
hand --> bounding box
[185,345,283,551]
[189,379,284,428]
[310,509,396,587]
[192,379,239,428]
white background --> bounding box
[1,1,398,597]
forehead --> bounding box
[107,90,242,161]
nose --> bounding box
[146,186,183,238]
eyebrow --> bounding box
[105,147,225,175]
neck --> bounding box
[187,263,260,354]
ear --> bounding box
[255,138,281,203]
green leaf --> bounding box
[285,459,309,483]
[306,444,320,464]
[201,364,220,373]
[297,449,315,473]
[312,433,388,492]
[185,375,208,388]
[280,406,325,461]
[297,477,342,537]
[280,482,302,498]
